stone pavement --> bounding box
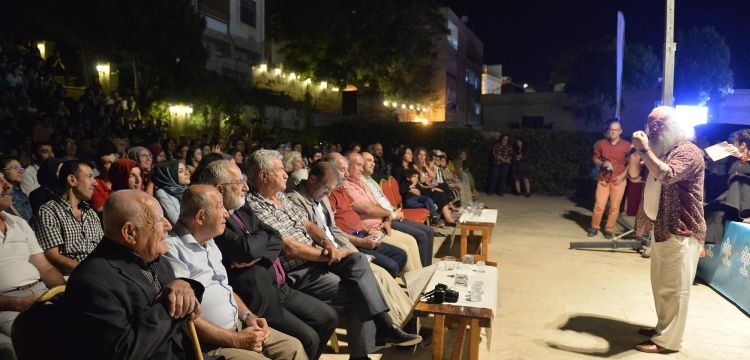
[321,195,750,359]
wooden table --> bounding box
[414,262,497,360]
[457,209,497,261]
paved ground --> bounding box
[321,194,750,359]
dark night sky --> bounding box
[444,0,750,89]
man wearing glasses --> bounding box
[588,119,631,239]
[1,156,33,222]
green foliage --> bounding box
[550,40,661,124]
[268,0,446,101]
[303,121,599,196]
[4,0,207,103]
[675,26,734,104]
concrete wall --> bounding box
[482,90,661,134]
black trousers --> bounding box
[358,242,407,277]
[274,283,338,360]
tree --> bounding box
[268,0,446,101]
[675,26,733,104]
[3,0,207,104]
[550,40,661,124]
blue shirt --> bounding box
[163,222,239,329]
[6,184,33,222]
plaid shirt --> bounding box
[32,197,103,262]
[246,191,316,272]
[492,143,513,164]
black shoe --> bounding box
[603,231,614,239]
[524,192,531,198]
[586,228,598,237]
[376,325,423,347]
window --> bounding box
[465,69,479,89]
[240,0,256,27]
[447,21,458,50]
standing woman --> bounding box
[512,138,532,197]
[151,160,190,225]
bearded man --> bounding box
[631,106,706,354]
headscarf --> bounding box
[109,159,140,191]
[148,144,163,160]
[151,160,187,198]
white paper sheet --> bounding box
[704,141,737,161]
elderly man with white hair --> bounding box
[631,106,706,354]
[245,149,421,360]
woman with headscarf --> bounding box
[109,159,143,192]
[152,160,190,225]
[29,158,63,216]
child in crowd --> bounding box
[400,168,439,221]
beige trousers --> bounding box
[649,234,702,350]
[382,230,422,272]
[370,263,415,328]
[207,326,306,360]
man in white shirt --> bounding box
[164,185,305,360]
[20,142,55,195]
[0,173,65,359]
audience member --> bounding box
[152,160,190,225]
[360,150,435,266]
[32,160,102,274]
[0,173,66,359]
[90,145,117,212]
[201,160,336,360]
[19,142,54,195]
[283,151,307,189]
[487,134,513,196]
[63,190,203,359]
[164,185,305,359]
[109,159,143,191]
[0,156,32,221]
[512,138,532,197]
[246,150,421,359]
[288,160,406,277]
[28,158,62,215]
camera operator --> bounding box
[588,119,631,239]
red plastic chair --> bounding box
[385,176,430,224]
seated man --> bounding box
[199,159,336,360]
[246,150,421,360]
[330,152,424,271]
[287,161,414,328]
[0,174,65,359]
[32,160,103,274]
[64,190,204,359]
[360,151,434,266]
[289,160,406,277]
[164,185,305,360]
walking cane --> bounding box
[187,319,204,360]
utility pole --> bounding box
[661,0,676,106]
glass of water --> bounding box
[474,202,485,217]
[441,256,456,271]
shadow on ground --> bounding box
[563,210,592,231]
[546,314,645,357]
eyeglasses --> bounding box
[2,165,24,173]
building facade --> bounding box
[423,8,484,127]
[195,0,265,82]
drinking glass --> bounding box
[475,260,486,273]
[441,256,456,271]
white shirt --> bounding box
[361,176,395,212]
[0,213,43,293]
[164,223,238,329]
[313,202,337,246]
[20,164,40,195]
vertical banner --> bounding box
[615,11,625,119]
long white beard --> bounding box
[651,128,686,158]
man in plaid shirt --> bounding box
[32,160,103,275]
[246,150,421,360]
